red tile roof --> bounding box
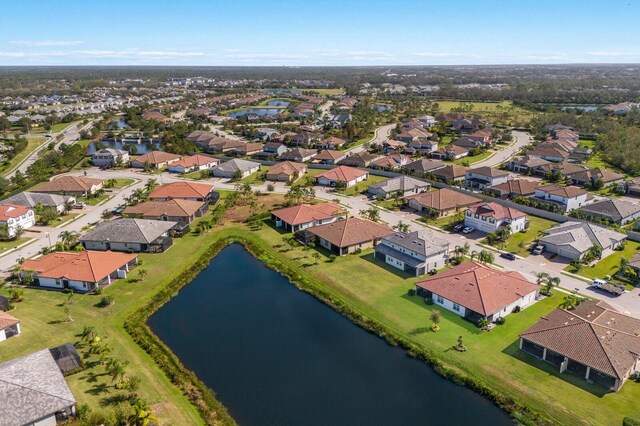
[316,166,368,183]
[416,261,538,317]
[309,217,392,248]
[0,311,19,330]
[467,202,526,220]
[22,251,138,283]
[36,176,103,193]
[0,204,31,221]
[170,154,219,168]
[134,151,181,165]
[149,181,214,200]
[271,202,345,225]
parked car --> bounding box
[591,278,625,296]
[462,227,474,234]
[500,252,516,260]
[453,224,465,232]
[532,245,544,255]
[73,201,86,209]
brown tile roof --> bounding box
[315,150,345,161]
[134,151,181,165]
[267,161,307,177]
[0,311,19,330]
[416,261,538,317]
[141,110,170,122]
[570,168,625,183]
[22,251,138,283]
[149,181,214,200]
[234,143,263,154]
[316,166,368,183]
[320,136,346,146]
[170,154,219,168]
[538,184,587,198]
[36,176,103,193]
[467,202,525,220]
[123,199,206,218]
[432,164,469,180]
[309,217,392,248]
[469,166,509,178]
[271,202,345,225]
[0,204,32,221]
[490,179,538,196]
[521,300,640,379]
[406,188,481,211]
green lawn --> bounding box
[418,212,461,229]
[451,150,493,165]
[299,88,345,96]
[108,178,136,189]
[0,237,31,253]
[78,193,110,206]
[181,169,211,180]
[240,166,270,185]
[0,136,47,176]
[337,175,387,196]
[432,101,534,125]
[566,242,640,283]
[585,153,629,177]
[50,122,76,133]
[501,216,557,256]
[238,223,640,425]
[54,212,79,226]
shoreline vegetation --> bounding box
[131,229,549,426]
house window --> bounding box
[436,295,444,304]
[453,303,461,312]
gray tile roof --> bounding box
[540,221,627,254]
[578,199,640,223]
[80,218,176,244]
[214,158,260,173]
[2,192,74,209]
[368,176,430,194]
[0,349,76,426]
[382,229,449,257]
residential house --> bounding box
[415,261,539,323]
[232,142,263,157]
[464,202,527,233]
[337,152,380,168]
[539,221,627,260]
[432,164,470,183]
[130,151,181,169]
[623,177,640,197]
[91,148,129,167]
[315,149,346,165]
[2,192,75,214]
[533,161,589,179]
[308,217,393,255]
[149,181,217,203]
[0,349,76,425]
[374,230,449,276]
[382,139,408,153]
[34,176,103,197]
[212,158,261,179]
[534,184,591,212]
[370,154,410,171]
[123,199,208,228]
[0,204,35,236]
[431,145,469,160]
[271,202,347,232]
[141,110,170,123]
[289,131,318,146]
[520,300,640,391]
[367,175,430,199]
[406,138,438,155]
[577,199,640,226]
[569,168,625,188]
[464,167,510,189]
[80,218,176,253]
[403,158,446,175]
[167,154,219,174]
[486,179,538,199]
[315,136,346,150]
[279,148,317,163]
[508,156,552,174]
[255,142,288,160]
[0,311,20,343]
[451,136,487,151]
[266,161,307,182]
[406,188,481,216]
[254,127,280,140]
[316,166,368,188]
[22,250,139,292]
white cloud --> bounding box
[413,52,466,58]
[585,51,640,57]
[222,52,309,60]
[0,51,26,57]
[9,40,83,47]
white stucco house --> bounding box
[0,204,35,236]
[464,202,527,233]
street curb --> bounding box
[55,213,85,229]
[560,270,592,283]
[0,238,37,258]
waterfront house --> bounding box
[130,151,181,169]
[34,176,103,197]
[21,251,139,292]
[0,349,76,425]
[80,218,176,253]
[316,166,368,188]
[308,217,393,255]
[415,261,539,323]
[520,300,640,391]
[167,154,219,174]
[464,202,527,233]
[124,199,207,228]
[92,148,129,167]
[374,230,449,276]
[271,202,347,232]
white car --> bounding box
[462,227,474,234]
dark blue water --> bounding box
[148,244,512,426]
[228,108,285,118]
[86,139,160,155]
[265,100,290,107]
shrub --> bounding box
[495,317,506,325]
[430,324,440,332]
[94,287,103,295]
[407,288,416,296]
[328,254,337,262]
[424,297,433,305]
[623,417,640,426]
[512,305,521,313]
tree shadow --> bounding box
[87,382,111,396]
[100,393,130,407]
[408,326,431,336]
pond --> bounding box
[228,108,286,119]
[86,138,160,155]
[148,244,511,426]
[373,104,393,112]
[265,99,290,107]
[559,105,600,112]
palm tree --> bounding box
[128,400,159,426]
[546,276,561,294]
[535,272,550,286]
[478,250,494,264]
[393,221,410,233]
[470,250,479,261]
[144,178,157,193]
[137,269,148,281]
[59,231,79,250]
[80,325,97,343]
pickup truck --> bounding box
[591,278,625,296]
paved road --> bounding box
[347,123,395,155]
[318,100,334,118]
[471,130,532,168]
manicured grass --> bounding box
[0,213,230,424]
[373,198,403,211]
[299,88,345,96]
[578,139,595,149]
[77,193,110,206]
[585,153,629,177]
[109,178,136,189]
[501,216,557,256]
[54,212,79,226]
[450,150,493,165]
[419,213,461,229]
[566,242,640,283]
[240,166,270,185]
[181,170,211,180]
[240,222,640,425]
[0,237,31,253]
[0,136,47,176]
[433,101,534,124]
[50,122,76,133]
[336,175,387,196]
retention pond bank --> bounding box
[148,244,511,425]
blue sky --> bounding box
[1,0,639,66]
